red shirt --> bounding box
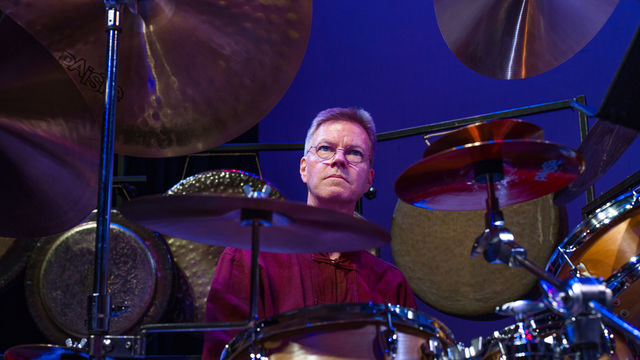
[202,248,417,359]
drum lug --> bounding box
[419,337,445,360]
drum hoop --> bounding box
[546,186,640,275]
[606,256,640,296]
[223,303,456,359]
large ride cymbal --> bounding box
[434,0,619,79]
[423,119,544,158]
[0,0,312,157]
[395,140,584,211]
[0,14,98,237]
[120,194,391,253]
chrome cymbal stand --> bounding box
[469,158,640,359]
[88,1,122,358]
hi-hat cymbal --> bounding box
[434,0,619,79]
[395,139,584,211]
[423,119,544,158]
[0,0,312,157]
[120,194,390,253]
[5,344,88,360]
[0,13,98,237]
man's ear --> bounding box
[368,168,374,187]
[300,157,308,184]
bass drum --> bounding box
[221,303,461,360]
[164,169,284,322]
[25,209,174,345]
[546,186,640,330]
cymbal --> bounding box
[395,140,584,211]
[423,119,544,158]
[163,169,285,322]
[0,0,312,157]
[120,194,391,253]
[4,344,88,360]
[434,0,619,79]
[0,13,98,237]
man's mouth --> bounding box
[326,174,349,182]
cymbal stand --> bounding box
[469,158,640,358]
[88,1,122,358]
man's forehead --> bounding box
[314,119,369,141]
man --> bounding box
[202,107,416,359]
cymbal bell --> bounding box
[434,0,619,79]
[0,13,98,237]
[396,139,584,211]
[423,119,544,158]
[0,0,312,157]
[120,194,391,253]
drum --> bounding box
[221,303,461,360]
[546,187,640,330]
[468,312,633,360]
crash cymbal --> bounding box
[423,119,544,158]
[164,169,285,322]
[396,139,584,211]
[120,194,390,253]
[4,344,88,360]
[0,13,98,237]
[0,0,312,157]
[434,0,619,79]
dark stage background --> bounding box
[2,0,640,356]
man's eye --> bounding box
[317,145,333,152]
[347,149,364,157]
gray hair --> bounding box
[304,107,377,164]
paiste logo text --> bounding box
[58,50,125,101]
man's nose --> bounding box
[329,149,348,167]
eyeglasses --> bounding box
[308,143,369,164]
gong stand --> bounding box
[469,159,640,358]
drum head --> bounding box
[391,194,566,317]
[164,169,284,322]
[25,210,174,344]
[222,303,458,360]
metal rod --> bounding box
[90,1,121,337]
[589,300,640,346]
[574,95,595,204]
[205,97,585,153]
[514,253,563,289]
[249,219,260,324]
[139,321,250,335]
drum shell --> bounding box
[221,303,459,360]
[546,188,640,329]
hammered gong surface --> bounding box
[165,169,284,321]
[25,210,173,343]
[391,194,565,317]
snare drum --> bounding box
[221,303,461,360]
[546,187,640,330]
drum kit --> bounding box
[1,1,640,360]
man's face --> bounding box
[300,120,374,209]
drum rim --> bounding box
[221,302,457,359]
[546,186,640,276]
